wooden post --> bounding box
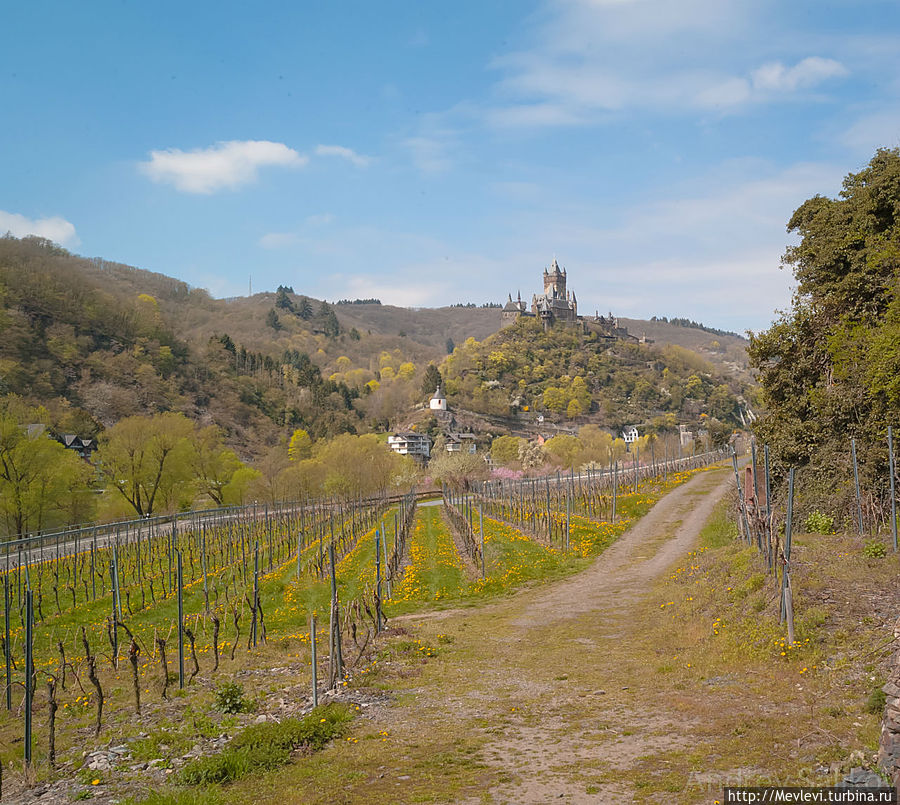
[24,589,33,764]
[731,448,752,545]
[851,437,864,536]
[782,468,796,643]
[310,613,318,708]
[634,444,639,493]
[764,444,773,570]
[4,575,10,710]
[177,550,184,689]
[328,541,342,687]
[479,503,485,579]
[612,461,618,521]
[382,519,391,598]
[889,426,898,553]
[252,542,259,647]
[375,530,382,633]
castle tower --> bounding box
[543,257,566,298]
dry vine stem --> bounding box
[80,626,103,737]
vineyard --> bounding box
[0,450,726,801]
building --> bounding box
[445,432,477,454]
[387,432,431,462]
[429,385,448,411]
[501,258,577,330]
[534,258,578,328]
[622,426,639,445]
[501,258,637,340]
[58,434,97,461]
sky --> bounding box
[2,1,900,332]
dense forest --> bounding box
[442,316,750,439]
[750,147,900,521]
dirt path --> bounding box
[398,467,733,804]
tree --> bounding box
[288,428,312,461]
[298,298,314,319]
[445,338,455,354]
[223,466,261,506]
[542,386,567,413]
[275,286,295,311]
[266,309,282,331]
[517,440,545,470]
[566,398,583,419]
[191,425,244,506]
[427,451,487,491]
[491,435,524,466]
[319,302,340,337]
[315,434,411,498]
[749,148,900,514]
[422,363,443,397]
[0,410,92,536]
[543,434,583,468]
[98,412,196,516]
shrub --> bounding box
[180,704,353,786]
[804,511,834,534]
[863,540,887,559]
[213,681,248,714]
[866,684,887,715]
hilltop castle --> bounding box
[501,258,638,341]
[501,258,577,329]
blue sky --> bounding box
[2,0,899,331]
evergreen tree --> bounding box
[266,308,282,331]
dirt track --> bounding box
[394,466,734,804]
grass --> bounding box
[178,703,353,786]
[2,464,718,802]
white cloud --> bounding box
[259,213,335,249]
[840,110,900,154]
[139,140,307,194]
[314,144,372,167]
[751,57,847,92]
[0,210,78,246]
[484,159,845,329]
[304,213,335,227]
[259,232,300,250]
[403,135,454,175]
[490,181,542,202]
[485,102,583,128]
[337,274,450,308]
[483,1,849,125]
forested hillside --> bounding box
[442,316,751,439]
[750,147,900,518]
[0,237,365,452]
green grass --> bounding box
[178,703,353,786]
[698,497,739,549]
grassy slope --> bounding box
[208,487,898,804]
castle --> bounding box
[501,258,638,342]
[501,258,577,329]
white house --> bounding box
[387,432,431,461]
[622,426,639,444]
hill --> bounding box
[0,235,755,456]
[438,316,753,441]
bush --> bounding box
[866,684,887,714]
[804,511,834,534]
[863,540,887,559]
[213,681,248,714]
[180,704,354,786]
